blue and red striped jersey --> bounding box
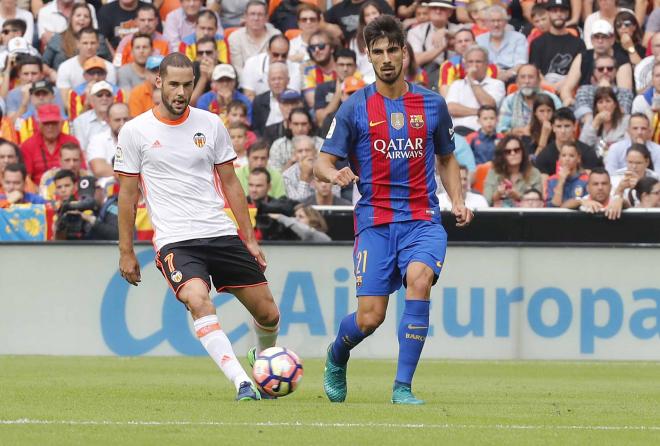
[322,82,455,235]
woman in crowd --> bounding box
[611,144,659,205]
[403,41,428,86]
[483,135,543,207]
[42,3,111,70]
[613,10,645,66]
[269,107,323,172]
[350,1,385,84]
[268,204,331,242]
[523,95,555,159]
[545,142,589,207]
[579,87,629,153]
[634,177,660,208]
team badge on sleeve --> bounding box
[410,115,424,129]
[391,112,404,130]
[193,132,206,148]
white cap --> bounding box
[8,37,31,55]
[212,64,236,81]
[591,19,614,37]
[90,80,113,96]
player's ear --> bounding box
[155,74,162,89]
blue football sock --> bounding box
[395,300,430,386]
[331,312,367,365]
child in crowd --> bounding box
[226,100,256,147]
[466,105,504,165]
[227,122,249,169]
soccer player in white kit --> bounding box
[114,53,280,401]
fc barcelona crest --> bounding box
[193,132,206,148]
[390,112,404,130]
[410,114,424,129]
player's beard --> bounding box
[375,63,403,85]
[164,95,190,117]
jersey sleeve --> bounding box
[213,118,237,165]
[114,123,142,176]
[320,99,355,160]
[433,96,455,156]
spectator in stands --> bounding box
[241,34,300,102]
[84,177,119,240]
[578,168,627,218]
[462,0,489,34]
[5,56,66,123]
[407,0,455,88]
[189,36,220,103]
[634,177,660,208]
[51,168,76,203]
[228,122,248,168]
[318,75,366,136]
[195,64,251,122]
[561,20,633,107]
[466,105,503,165]
[263,89,305,142]
[227,1,280,77]
[613,11,644,67]
[71,80,113,154]
[235,139,286,198]
[403,41,428,86]
[527,4,551,46]
[251,62,291,136]
[128,54,161,117]
[56,28,116,96]
[226,100,256,144]
[348,1,386,84]
[268,204,332,242]
[476,6,527,83]
[484,135,542,207]
[545,142,589,207]
[42,3,111,71]
[283,135,318,201]
[0,1,33,41]
[634,33,660,93]
[325,0,393,42]
[446,45,505,135]
[270,107,323,172]
[164,0,213,53]
[67,56,123,121]
[518,188,545,208]
[303,178,352,206]
[632,61,660,119]
[535,107,602,176]
[522,95,556,158]
[437,164,489,210]
[39,142,91,201]
[583,0,622,50]
[302,30,338,108]
[579,87,630,153]
[497,64,561,136]
[0,138,36,194]
[605,113,660,175]
[38,0,99,48]
[247,167,299,241]
[179,9,227,64]
[573,54,634,123]
[97,0,146,50]
[114,4,168,67]
[438,28,496,97]
[20,104,79,184]
[0,19,26,73]
[611,144,659,206]
[529,0,584,90]
[0,162,46,207]
[117,33,152,93]
[216,0,246,29]
[14,80,70,144]
[1,35,46,99]
[87,102,131,178]
[288,4,322,64]
[314,49,360,126]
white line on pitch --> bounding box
[2,419,660,431]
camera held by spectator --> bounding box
[55,175,98,240]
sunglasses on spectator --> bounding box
[596,65,615,73]
[197,50,215,56]
[504,147,522,155]
[616,20,634,28]
[309,43,327,51]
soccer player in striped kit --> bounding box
[115,53,279,401]
[315,15,473,405]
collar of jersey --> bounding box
[152,106,190,126]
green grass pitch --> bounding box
[1,356,660,445]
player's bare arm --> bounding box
[313,152,358,186]
[438,153,473,227]
[117,174,141,286]
[215,162,267,269]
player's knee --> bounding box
[178,287,213,317]
[406,270,435,297]
[359,311,386,335]
[256,307,280,328]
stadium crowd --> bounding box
[0,0,659,241]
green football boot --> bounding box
[247,346,257,368]
[391,381,425,405]
[323,343,347,402]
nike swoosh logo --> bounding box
[369,120,385,127]
[407,324,428,330]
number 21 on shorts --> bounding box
[355,250,368,275]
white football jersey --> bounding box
[114,106,238,250]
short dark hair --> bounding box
[132,32,152,47]
[531,3,548,17]
[54,169,76,183]
[246,0,267,14]
[635,176,659,198]
[250,166,271,184]
[60,142,81,154]
[247,139,270,156]
[137,3,158,18]
[196,35,216,48]
[268,34,289,50]
[227,100,248,115]
[3,18,27,35]
[522,188,543,199]
[159,52,193,78]
[335,48,357,63]
[477,105,498,117]
[363,15,405,52]
[627,143,654,170]
[77,26,98,40]
[589,167,610,178]
[197,9,218,26]
[551,107,576,124]
[4,162,26,180]
[629,112,650,125]
[17,55,43,72]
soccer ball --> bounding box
[252,347,303,398]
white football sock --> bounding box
[253,318,279,353]
[194,315,251,391]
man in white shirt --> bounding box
[437,164,489,210]
[604,113,660,175]
[407,0,456,79]
[71,80,113,154]
[446,45,505,134]
[37,0,98,45]
[88,102,131,178]
[56,28,116,93]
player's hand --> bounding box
[452,203,473,227]
[331,167,358,187]
[245,239,267,271]
[119,251,141,286]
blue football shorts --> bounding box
[353,220,448,296]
